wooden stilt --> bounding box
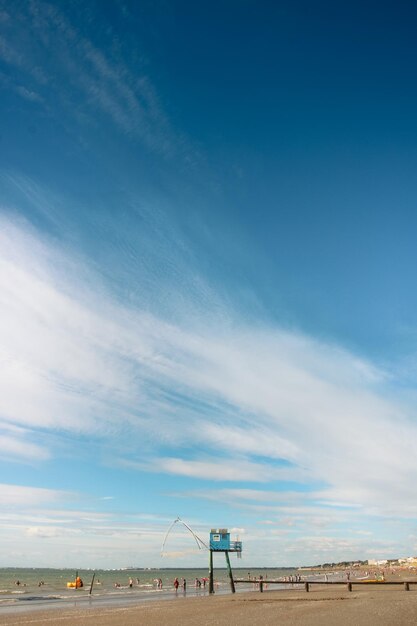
[209,550,214,594]
[225,551,235,593]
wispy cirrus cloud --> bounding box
[2,212,417,525]
[0,482,204,566]
[0,434,49,461]
[125,456,306,483]
[179,488,313,503]
[0,483,71,507]
[0,1,188,157]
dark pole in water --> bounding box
[89,572,95,595]
[225,551,235,593]
[209,550,214,594]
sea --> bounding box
[0,567,307,615]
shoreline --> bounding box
[0,585,237,617]
[1,567,416,625]
[1,585,417,626]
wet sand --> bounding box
[1,585,417,626]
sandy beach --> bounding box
[1,585,417,626]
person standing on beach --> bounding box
[174,577,179,592]
[182,578,187,593]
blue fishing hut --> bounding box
[208,529,242,594]
[210,529,242,553]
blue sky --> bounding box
[1,0,417,568]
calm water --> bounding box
[0,567,302,613]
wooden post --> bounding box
[89,572,95,595]
[209,550,214,594]
[347,582,352,592]
[404,582,410,591]
[225,551,235,594]
[305,582,309,592]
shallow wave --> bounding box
[17,596,62,602]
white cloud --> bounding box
[200,423,299,461]
[0,2,190,157]
[2,215,417,524]
[25,526,81,538]
[0,434,49,461]
[0,484,71,508]
[179,488,310,504]
[0,491,210,567]
[131,456,300,483]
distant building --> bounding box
[398,557,417,566]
